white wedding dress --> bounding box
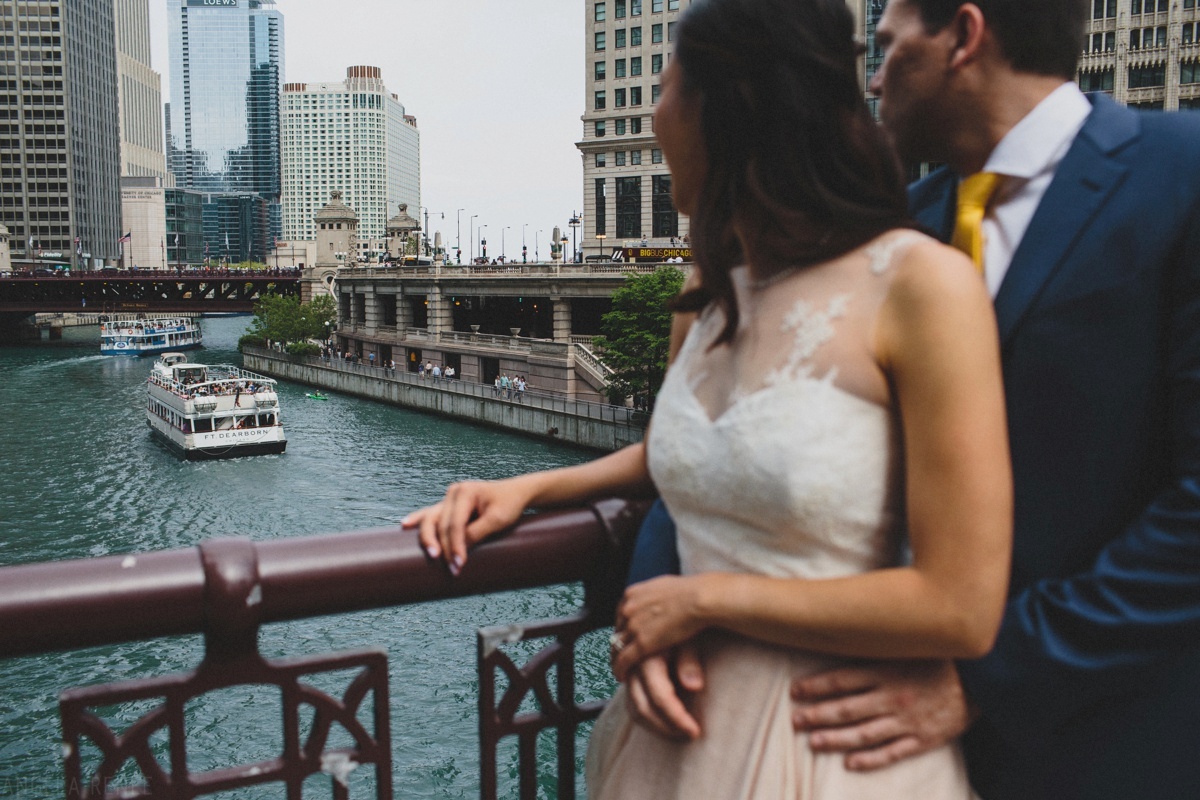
[586,231,976,799]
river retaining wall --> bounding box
[243,349,644,453]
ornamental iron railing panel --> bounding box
[0,500,647,800]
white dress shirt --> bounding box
[975,82,1093,297]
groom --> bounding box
[626,0,1200,797]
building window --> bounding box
[615,58,627,78]
[652,148,663,164]
[1181,97,1200,109]
[1091,0,1116,18]
[1156,26,1167,47]
[653,0,663,11]
[1127,64,1165,88]
[616,118,627,135]
[595,153,607,167]
[667,21,678,41]
[631,26,642,46]
[1105,31,1115,51]
[631,57,642,76]
[1185,24,1195,45]
[595,3,606,21]
[1187,0,1196,9]
[615,87,627,107]
[616,176,642,238]
[631,150,642,165]
[616,28,626,47]
[631,116,643,134]
[595,120,606,137]
[1182,61,1200,84]
[1079,69,1114,92]
[595,90,606,110]
[1132,0,1142,11]
[653,175,677,237]
[615,0,625,18]
[616,151,626,166]
[595,31,606,51]
[652,83,662,103]
[652,23,663,43]
[1158,0,1168,10]
[631,85,643,105]
[1129,29,1140,50]
[595,61,607,80]
[652,53,663,74]
[668,0,679,9]
[595,178,607,235]
[632,0,642,15]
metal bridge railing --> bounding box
[0,500,649,800]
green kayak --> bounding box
[305,392,328,401]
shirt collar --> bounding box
[982,81,1092,180]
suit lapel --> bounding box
[993,96,1138,343]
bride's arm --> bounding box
[408,440,655,571]
[612,241,1012,674]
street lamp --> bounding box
[569,212,582,264]
[478,225,487,262]
[457,208,464,258]
[536,230,543,262]
[502,226,511,261]
[470,214,478,262]
[522,223,528,264]
[596,233,607,261]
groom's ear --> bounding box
[946,3,990,72]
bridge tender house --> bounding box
[618,247,692,263]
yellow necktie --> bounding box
[951,172,1002,274]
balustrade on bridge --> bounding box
[0,500,648,800]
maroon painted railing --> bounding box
[0,498,648,800]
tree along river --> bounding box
[0,315,615,799]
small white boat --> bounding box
[146,353,286,460]
[102,315,202,356]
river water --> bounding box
[0,316,614,799]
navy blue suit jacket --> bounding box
[629,94,1200,799]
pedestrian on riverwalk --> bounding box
[418,362,425,378]
[369,352,376,368]
[494,375,502,397]
[432,364,442,382]
[501,374,511,400]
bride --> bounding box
[405,0,1011,796]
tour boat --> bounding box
[146,353,286,459]
[101,315,202,355]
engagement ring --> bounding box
[609,632,627,653]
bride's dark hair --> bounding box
[673,0,913,344]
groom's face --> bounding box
[870,0,959,164]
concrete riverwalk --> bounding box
[243,346,645,452]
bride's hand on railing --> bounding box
[404,477,537,576]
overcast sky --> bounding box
[149,0,585,260]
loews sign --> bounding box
[187,0,238,7]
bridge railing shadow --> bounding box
[0,499,648,800]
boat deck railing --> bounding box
[0,499,649,800]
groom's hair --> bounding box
[905,0,1087,80]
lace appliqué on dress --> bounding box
[762,293,850,390]
[865,230,926,275]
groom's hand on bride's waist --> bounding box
[790,660,978,771]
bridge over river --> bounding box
[0,270,300,340]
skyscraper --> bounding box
[115,0,165,180]
[0,0,123,270]
[579,0,689,261]
[166,0,283,263]
[281,66,420,262]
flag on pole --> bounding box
[174,233,180,246]
[74,236,81,255]
[117,232,132,244]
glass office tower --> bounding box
[0,0,123,270]
[166,0,282,263]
